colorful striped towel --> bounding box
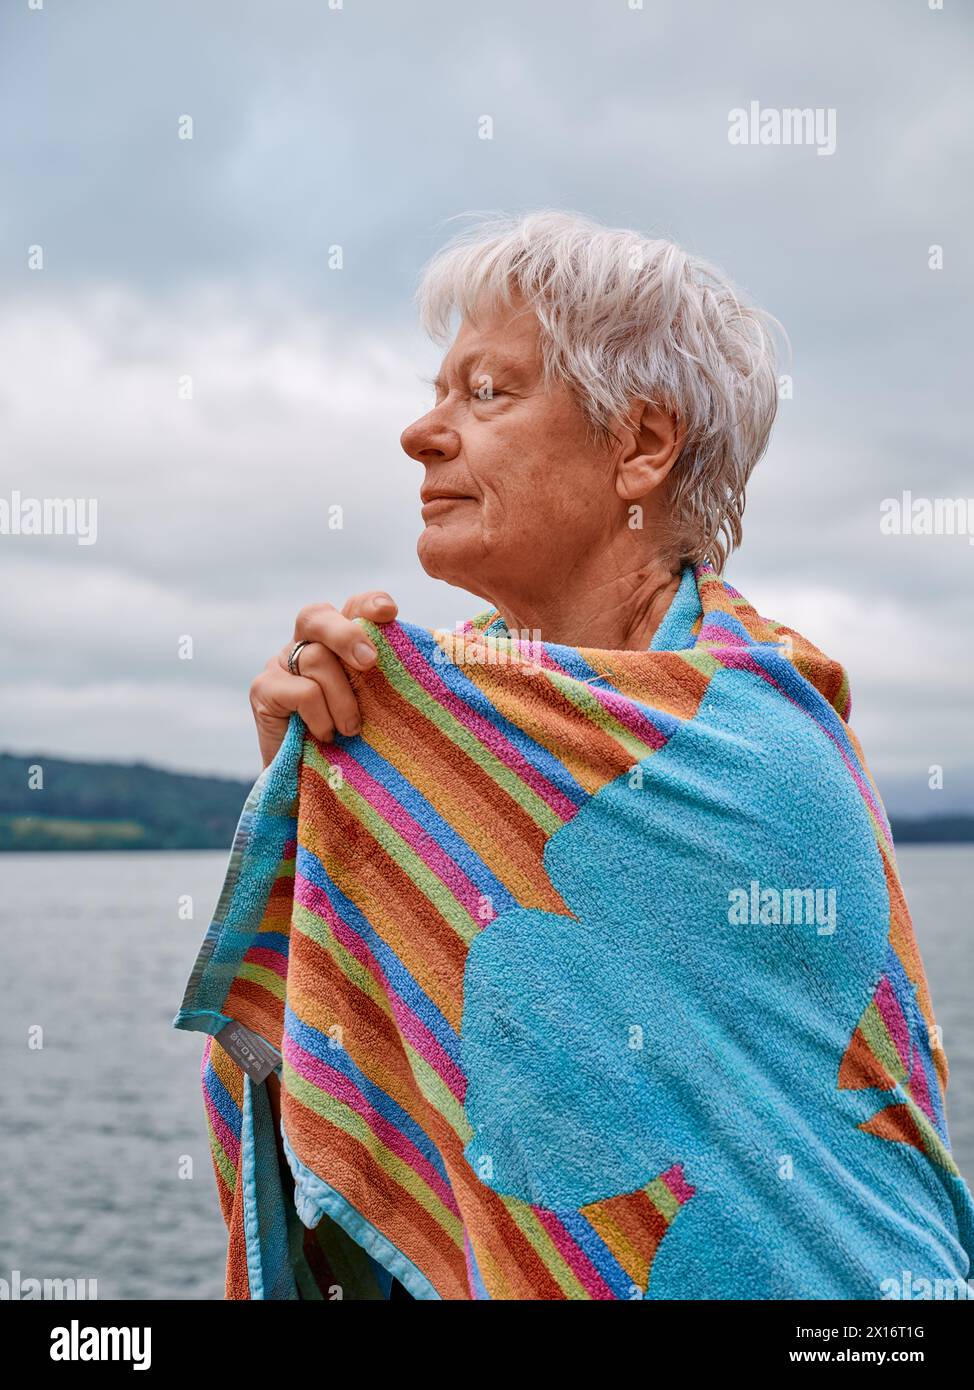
[174,562,974,1299]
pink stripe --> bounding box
[906,1043,936,1123]
[700,622,748,648]
[875,973,937,1122]
[533,1207,616,1299]
[696,561,743,602]
[243,944,288,979]
[510,641,576,680]
[294,871,467,1101]
[325,746,488,922]
[660,1162,696,1205]
[584,682,669,750]
[282,1033,461,1218]
[200,1042,241,1169]
[428,623,668,756]
[874,973,912,1073]
[203,1081,240,1167]
[383,623,578,820]
[459,630,669,756]
[443,620,574,681]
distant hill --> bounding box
[0,749,971,851]
[887,815,974,845]
[0,751,252,851]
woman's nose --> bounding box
[400,414,461,464]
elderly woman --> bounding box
[178,212,974,1301]
[249,216,771,758]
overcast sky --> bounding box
[0,0,971,816]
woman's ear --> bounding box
[614,400,687,502]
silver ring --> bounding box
[287,639,311,676]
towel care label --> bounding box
[215,1020,280,1083]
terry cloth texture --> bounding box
[174,562,974,1300]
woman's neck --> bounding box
[492,552,683,651]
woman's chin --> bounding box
[417,525,479,587]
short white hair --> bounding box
[416,210,783,571]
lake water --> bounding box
[1,846,971,1300]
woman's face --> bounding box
[400,297,622,606]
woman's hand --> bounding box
[249,591,398,767]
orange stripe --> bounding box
[224,977,286,1051]
[593,649,709,722]
[299,778,470,1027]
[286,936,450,1143]
[461,660,653,793]
[284,1094,470,1298]
[354,676,568,908]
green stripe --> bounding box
[238,960,287,1001]
[361,622,564,835]
[207,1118,237,1192]
[304,744,480,945]
[289,901,473,1142]
[680,648,720,678]
[544,670,658,762]
[643,1175,679,1222]
[859,999,908,1084]
[283,1062,466,1248]
[500,1195,586,1298]
[902,1102,959,1175]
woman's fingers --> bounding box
[276,640,361,737]
[250,592,399,768]
[250,664,334,767]
[293,600,386,672]
[341,590,399,623]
